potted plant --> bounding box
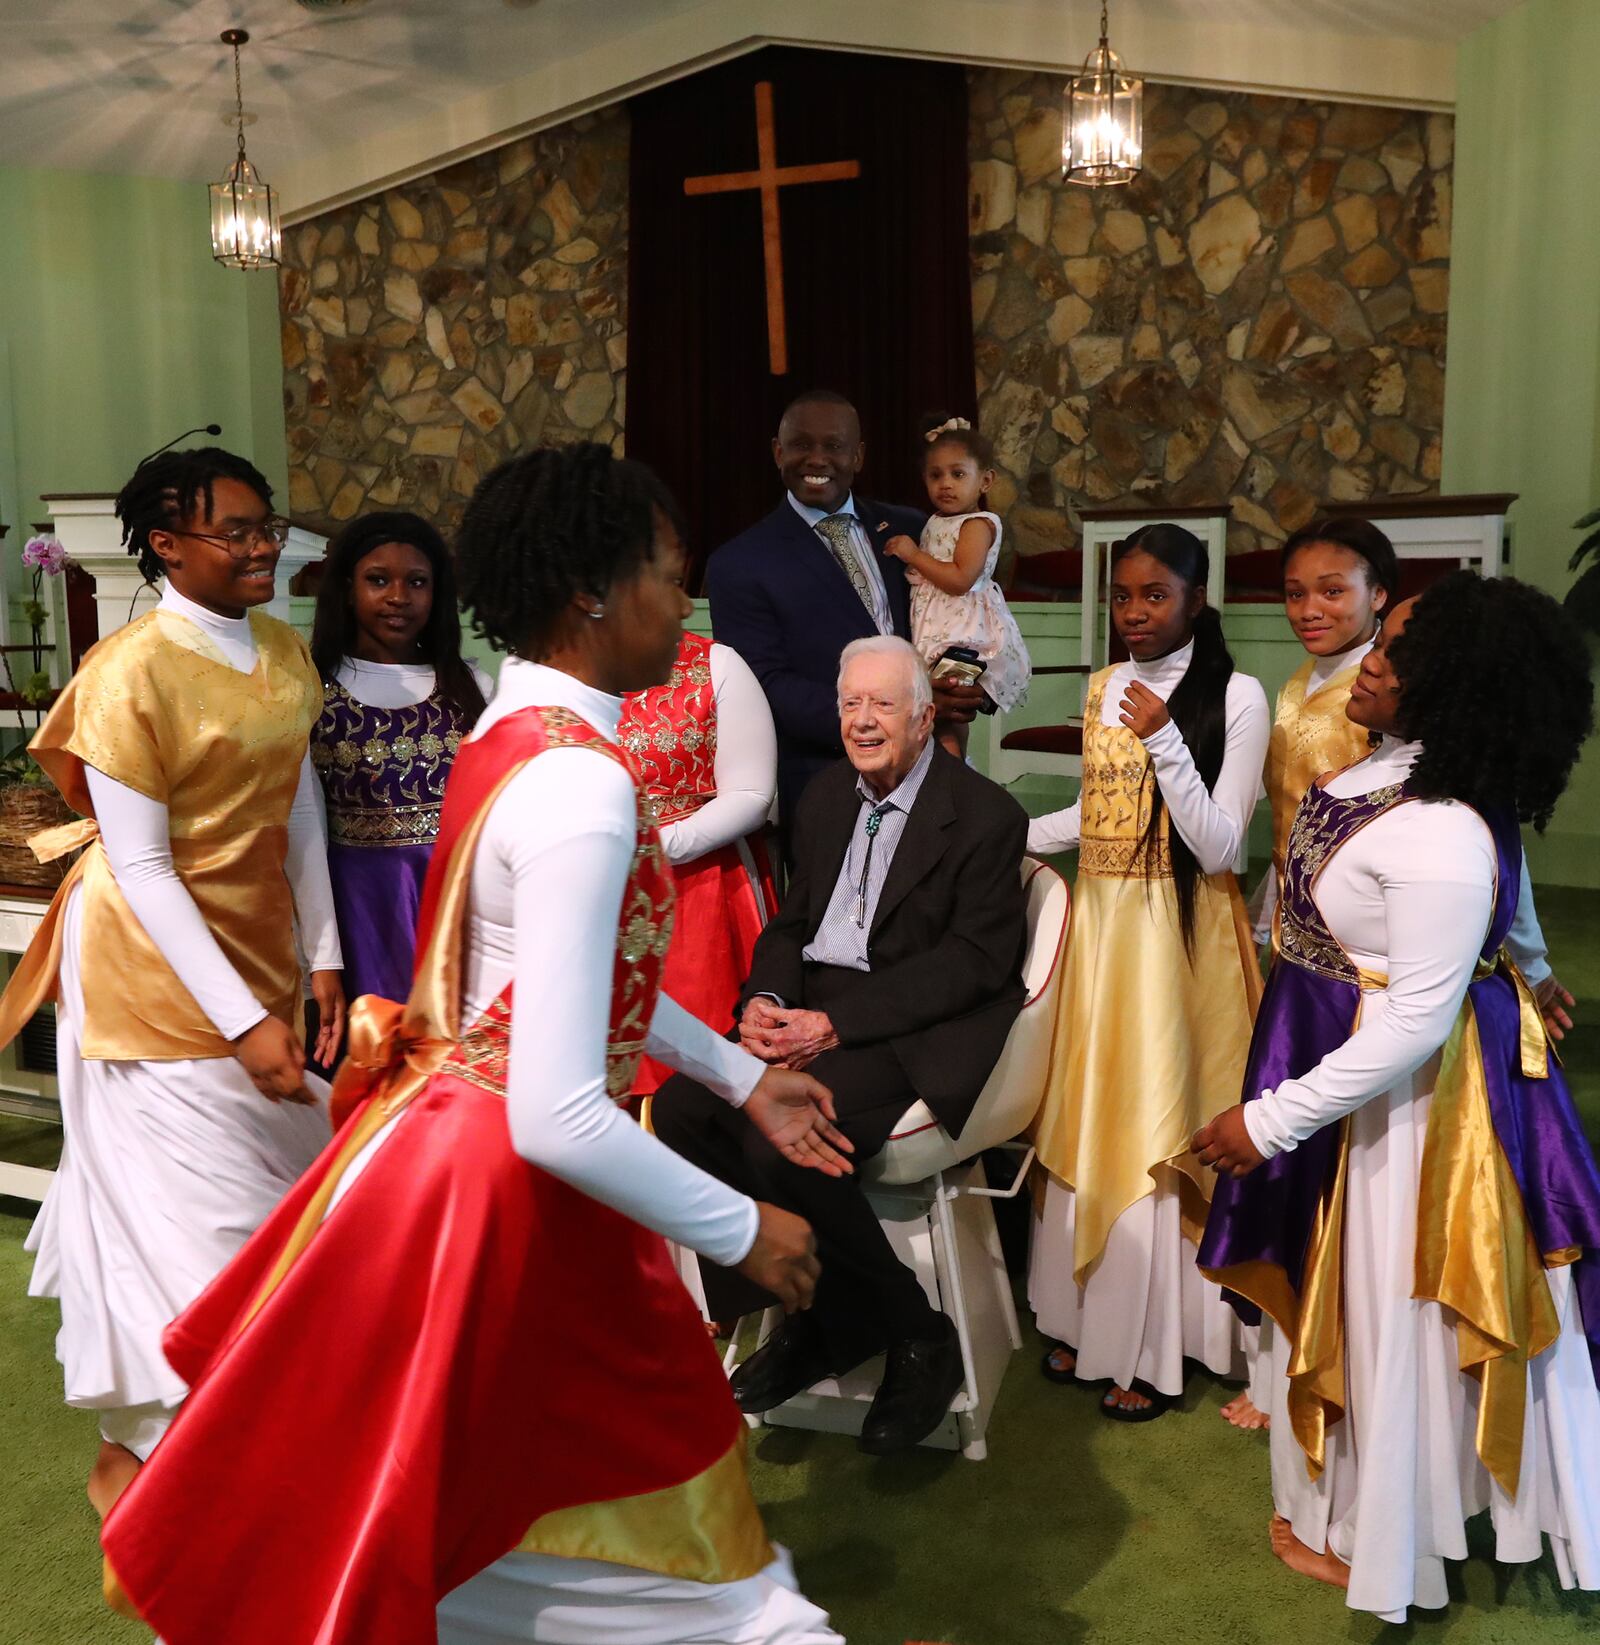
[1566,505,1600,641]
[0,533,78,890]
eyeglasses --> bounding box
[169,516,292,557]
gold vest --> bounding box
[1077,667,1171,879]
[2,608,322,1061]
[1266,658,1372,878]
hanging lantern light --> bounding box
[209,29,282,270]
[1063,1,1143,187]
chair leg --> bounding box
[930,1172,987,1458]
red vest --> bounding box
[619,631,718,827]
[428,704,677,1102]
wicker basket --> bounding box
[0,780,80,891]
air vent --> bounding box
[18,1006,57,1076]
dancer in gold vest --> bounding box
[0,447,344,1522]
[1027,525,1267,1419]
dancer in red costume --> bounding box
[621,628,778,1097]
[100,445,851,1645]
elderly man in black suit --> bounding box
[652,636,1027,1455]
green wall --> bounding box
[0,165,285,620]
[1444,0,1600,885]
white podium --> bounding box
[1323,492,1514,579]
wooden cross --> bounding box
[682,81,862,376]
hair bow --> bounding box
[924,417,972,442]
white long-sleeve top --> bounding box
[458,658,764,1266]
[83,583,342,1043]
[1026,639,1270,872]
[1241,738,1498,1160]
[655,643,777,867]
[1248,636,1552,985]
[331,654,494,711]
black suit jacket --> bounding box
[705,495,925,823]
[741,747,1029,1136]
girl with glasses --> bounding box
[0,446,343,1525]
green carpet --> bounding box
[1,888,1597,1644]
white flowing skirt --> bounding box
[1266,1069,1600,1621]
[437,1547,842,1644]
[1029,1177,1242,1394]
[25,885,330,1432]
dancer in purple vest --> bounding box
[309,512,490,1009]
[1194,572,1600,1622]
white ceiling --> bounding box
[0,0,1523,202]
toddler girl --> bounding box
[884,414,1030,756]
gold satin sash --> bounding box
[0,820,96,1053]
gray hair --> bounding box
[836,635,933,714]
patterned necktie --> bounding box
[815,513,878,621]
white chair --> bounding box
[750,857,1070,1459]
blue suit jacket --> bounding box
[706,495,926,824]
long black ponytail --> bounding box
[1115,524,1235,958]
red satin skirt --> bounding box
[99,1074,753,1645]
[634,835,776,1095]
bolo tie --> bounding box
[855,802,893,927]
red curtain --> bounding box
[626,47,975,590]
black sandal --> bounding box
[1040,1342,1080,1384]
[1099,1378,1176,1422]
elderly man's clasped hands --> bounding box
[739,996,839,1070]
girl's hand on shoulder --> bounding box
[1119,680,1171,739]
[883,534,919,563]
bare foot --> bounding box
[87,1441,141,1521]
[1269,1515,1349,1588]
[1043,1345,1077,1377]
[1220,1391,1271,1431]
[1103,1383,1152,1414]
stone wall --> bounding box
[968,76,1452,585]
[276,74,1452,580]
[279,107,627,536]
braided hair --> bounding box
[1388,571,1593,829]
[115,446,274,586]
[310,511,487,722]
[1114,523,1236,958]
[454,444,684,659]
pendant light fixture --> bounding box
[1063,1,1144,187]
[209,29,282,270]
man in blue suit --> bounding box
[707,390,978,838]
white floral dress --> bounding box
[909,509,1031,711]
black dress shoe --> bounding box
[857,1316,964,1455]
[730,1317,834,1415]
